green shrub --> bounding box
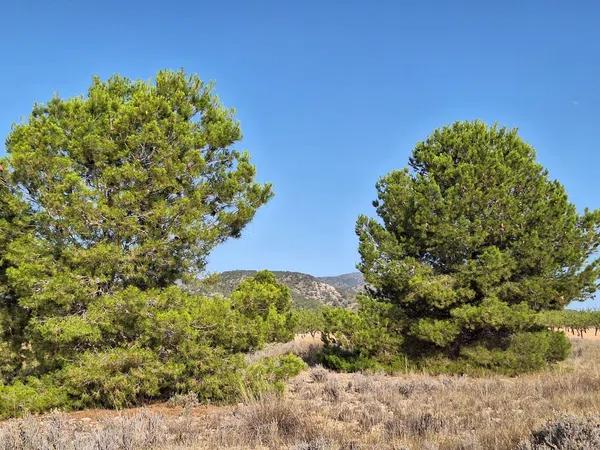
[231,270,295,343]
[0,272,304,416]
[319,348,381,373]
[0,377,67,419]
[176,352,306,404]
[546,330,571,362]
[322,298,403,357]
[244,354,307,396]
[183,351,250,403]
[60,347,185,409]
[455,330,570,375]
[292,308,326,336]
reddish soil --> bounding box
[65,402,226,422]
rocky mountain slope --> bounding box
[202,270,363,308]
[317,272,364,300]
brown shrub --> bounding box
[0,409,191,450]
[233,395,320,446]
[356,402,386,430]
[405,412,444,437]
[322,380,343,403]
[309,366,329,383]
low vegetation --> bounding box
[1,338,600,449]
[0,270,306,418]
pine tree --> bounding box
[1,70,273,375]
[335,121,600,373]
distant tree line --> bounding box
[539,309,600,337]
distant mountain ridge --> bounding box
[204,270,364,308]
[318,272,364,299]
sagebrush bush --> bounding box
[0,410,191,450]
[234,395,321,446]
[518,415,600,450]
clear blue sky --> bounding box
[1,1,599,304]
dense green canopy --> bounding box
[1,71,273,366]
[324,121,600,374]
[358,121,599,312]
[0,71,304,417]
[6,70,271,292]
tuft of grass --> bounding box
[231,395,321,447]
[321,380,342,403]
[309,366,329,383]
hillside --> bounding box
[201,270,363,308]
[318,272,364,299]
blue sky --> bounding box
[1,1,599,304]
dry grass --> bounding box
[3,338,600,449]
[245,333,323,365]
[0,409,196,450]
[517,414,600,449]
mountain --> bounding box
[201,270,364,308]
[317,272,364,299]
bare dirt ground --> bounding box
[2,334,600,449]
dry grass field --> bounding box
[2,335,600,450]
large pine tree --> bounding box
[1,70,274,378]
[351,121,600,373]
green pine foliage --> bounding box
[323,121,600,374]
[0,71,305,418]
[230,270,296,342]
[292,307,326,337]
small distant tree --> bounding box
[231,271,295,342]
[326,121,600,374]
[293,307,326,337]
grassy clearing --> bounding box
[2,337,600,449]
